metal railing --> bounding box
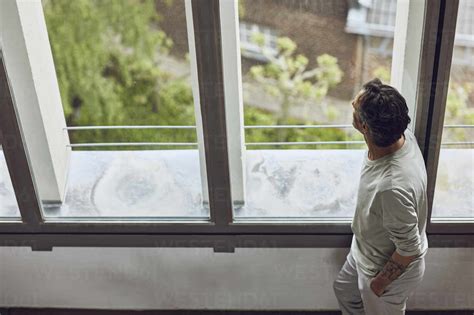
[64,124,474,148]
[439,125,474,146]
[64,125,198,148]
[65,125,196,130]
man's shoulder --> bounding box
[375,186,418,213]
[375,173,418,199]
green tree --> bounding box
[372,66,390,84]
[248,34,343,141]
[43,0,196,149]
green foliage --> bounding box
[43,0,196,149]
[372,66,391,83]
[238,0,246,18]
[371,66,473,143]
[276,37,297,56]
[248,34,343,142]
[45,0,356,151]
[244,106,363,150]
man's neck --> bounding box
[367,134,405,161]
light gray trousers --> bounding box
[333,250,425,315]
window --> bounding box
[240,22,278,61]
[0,54,40,224]
[346,0,398,82]
[38,0,209,220]
[451,0,474,66]
[432,0,474,220]
[233,0,402,220]
[0,0,471,249]
[0,147,20,219]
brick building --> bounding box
[156,0,474,103]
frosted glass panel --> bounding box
[0,146,21,218]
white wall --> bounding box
[0,247,472,310]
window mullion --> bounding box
[414,0,460,232]
[219,0,246,210]
[0,57,43,225]
[0,0,71,204]
[184,0,210,212]
[390,0,426,128]
[191,0,233,226]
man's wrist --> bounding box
[369,251,414,296]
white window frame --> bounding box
[1,0,428,218]
[0,0,472,249]
[220,0,246,207]
[1,0,211,208]
[390,0,426,130]
[225,0,428,212]
[1,0,71,203]
[185,0,210,208]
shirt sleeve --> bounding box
[380,187,422,256]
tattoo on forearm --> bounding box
[378,258,406,281]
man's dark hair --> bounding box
[357,78,411,147]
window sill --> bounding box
[1,148,472,220]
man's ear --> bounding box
[361,122,369,134]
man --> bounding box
[333,78,429,315]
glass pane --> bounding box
[41,0,209,219]
[234,0,400,219]
[0,145,21,219]
[432,0,474,219]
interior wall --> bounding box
[0,247,472,310]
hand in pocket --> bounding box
[369,276,386,297]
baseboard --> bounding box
[1,309,473,315]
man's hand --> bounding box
[370,250,416,297]
[370,276,386,297]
